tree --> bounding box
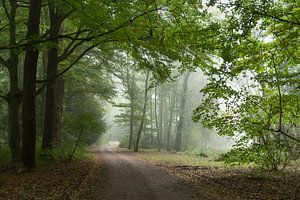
[21,0,42,170]
[0,0,222,167]
[0,0,23,162]
[42,0,64,150]
[166,84,177,151]
[134,70,150,152]
[175,72,190,152]
[193,0,300,170]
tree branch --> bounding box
[0,56,8,67]
[36,43,99,95]
[252,10,300,27]
[57,29,89,62]
[264,127,300,143]
[2,0,11,20]
[0,7,162,51]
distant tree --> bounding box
[134,70,150,152]
[175,72,191,152]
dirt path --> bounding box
[88,150,198,200]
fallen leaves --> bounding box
[134,150,300,200]
[0,154,101,200]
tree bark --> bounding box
[6,0,21,162]
[127,68,135,149]
[21,0,42,170]
[150,90,154,146]
[54,77,64,143]
[166,91,175,151]
[42,1,61,150]
[175,72,190,152]
[134,71,150,152]
[159,86,163,148]
[154,86,161,150]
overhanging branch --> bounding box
[0,7,162,51]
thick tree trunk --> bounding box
[134,71,150,152]
[7,93,21,161]
[175,72,190,152]
[7,54,21,162]
[5,0,21,162]
[21,0,42,170]
[42,1,60,150]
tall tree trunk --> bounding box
[166,91,175,151]
[159,86,163,148]
[7,96,21,161]
[134,71,150,152]
[127,68,135,149]
[154,86,160,150]
[150,91,154,146]
[175,72,190,152]
[21,0,42,170]
[54,77,64,142]
[42,1,61,150]
[7,0,21,162]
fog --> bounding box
[101,69,235,152]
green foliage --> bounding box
[218,138,299,171]
[64,95,106,146]
[119,135,129,148]
[184,148,226,159]
[193,0,300,170]
[37,139,91,165]
[134,150,226,168]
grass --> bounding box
[0,141,92,170]
[131,149,229,168]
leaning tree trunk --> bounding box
[42,1,61,150]
[21,0,42,170]
[134,71,150,152]
[175,72,190,152]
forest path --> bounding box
[87,149,198,200]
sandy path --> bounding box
[88,150,198,200]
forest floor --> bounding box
[132,149,300,200]
[0,148,299,200]
[0,155,101,200]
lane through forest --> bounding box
[88,149,198,200]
